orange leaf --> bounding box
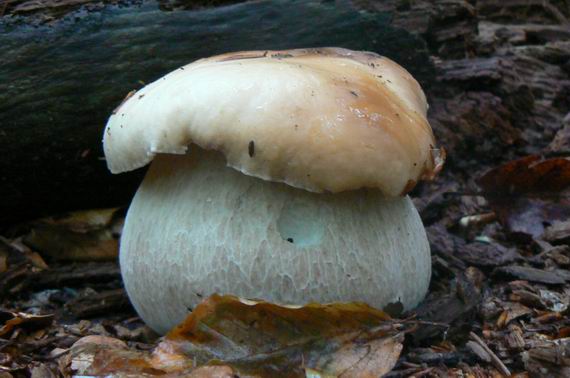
[85,295,403,377]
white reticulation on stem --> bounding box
[121,148,431,334]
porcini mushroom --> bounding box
[103,48,444,334]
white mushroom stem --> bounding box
[121,148,431,334]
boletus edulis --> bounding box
[103,48,444,334]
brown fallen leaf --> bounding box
[29,363,57,378]
[310,332,403,377]
[0,236,49,271]
[0,311,53,338]
[478,155,570,195]
[534,311,564,324]
[67,335,129,375]
[557,327,570,339]
[477,155,570,240]
[496,302,532,328]
[81,295,403,377]
[72,335,128,350]
[23,208,123,261]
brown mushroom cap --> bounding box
[103,47,443,196]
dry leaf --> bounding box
[29,363,57,378]
[23,208,123,261]
[0,311,53,338]
[313,332,403,377]
[477,156,570,239]
[81,295,403,377]
[72,335,128,350]
[0,236,48,271]
[496,302,532,328]
[68,336,128,375]
[478,156,570,195]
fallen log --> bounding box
[0,0,433,227]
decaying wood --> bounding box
[66,288,131,318]
[4,262,121,299]
[29,262,120,289]
[411,270,482,344]
[493,265,567,285]
[477,0,570,24]
[523,338,570,377]
[357,0,569,171]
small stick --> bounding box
[470,331,511,376]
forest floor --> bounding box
[1,0,570,377]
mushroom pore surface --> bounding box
[121,148,431,334]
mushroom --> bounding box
[103,48,444,334]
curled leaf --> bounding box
[85,295,403,377]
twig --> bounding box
[401,361,421,368]
[469,331,511,376]
[400,313,451,329]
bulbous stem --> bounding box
[120,148,431,334]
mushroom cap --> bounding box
[103,48,443,196]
